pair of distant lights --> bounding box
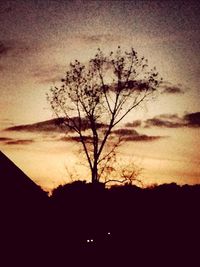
[86,232,111,243]
[87,239,94,243]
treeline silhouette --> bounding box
[1,181,200,266]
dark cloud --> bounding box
[5,139,34,145]
[60,129,162,143]
[145,115,184,128]
[60,135,93,143]
[123,135,163,142]
[0,137,13,142]
[144,112,200,128]
[79,34,120,44]
[125,120,142,128]
[112,127,164,142]
[0,40,39,59]
[0,136,34,145]
[155,114,180,120]
[160,82,185,94]
[108,79,154,93]
[0,42,12,57]
[4,117,107,133]
[184,112,200,127]
[4,118,72,133]
[112,128,139,136]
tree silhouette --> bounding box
[47,47,161,184]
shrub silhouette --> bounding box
[1,175,200,266]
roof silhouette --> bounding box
[0,150,47,202]
[0,151,49,266]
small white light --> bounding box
[90,239,93,242]
[107,232,111,235]
[87,239,90,243]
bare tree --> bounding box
[47,47,161,184]
[100,152,143,187]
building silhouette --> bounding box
[0,150,47,201]
[0,151,48,266]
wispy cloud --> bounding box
[60,135,93,143]
[4,117,107,133]
[143,112,200,128]
[0,40,40,59]
[112,128,139,136]
[58,127,163,143]
[161,86,184,94]
[145,114,184,128]
[5,139,34,145]
[112,127,164,142]
[125,120,142,128]
[78,34,121,44]
[0,137,13,142]
[32,64,66,84]
[123,135,163,142]
[0,41,12,57]
[160,82,185,94]
[4,118,69,133]
[0,136,34,145]
[5,112,199,144]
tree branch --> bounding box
[113,90,151,127]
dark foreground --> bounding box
[1,181,200,266]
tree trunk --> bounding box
[92,161,98,184]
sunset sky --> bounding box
[0,0,200,192]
